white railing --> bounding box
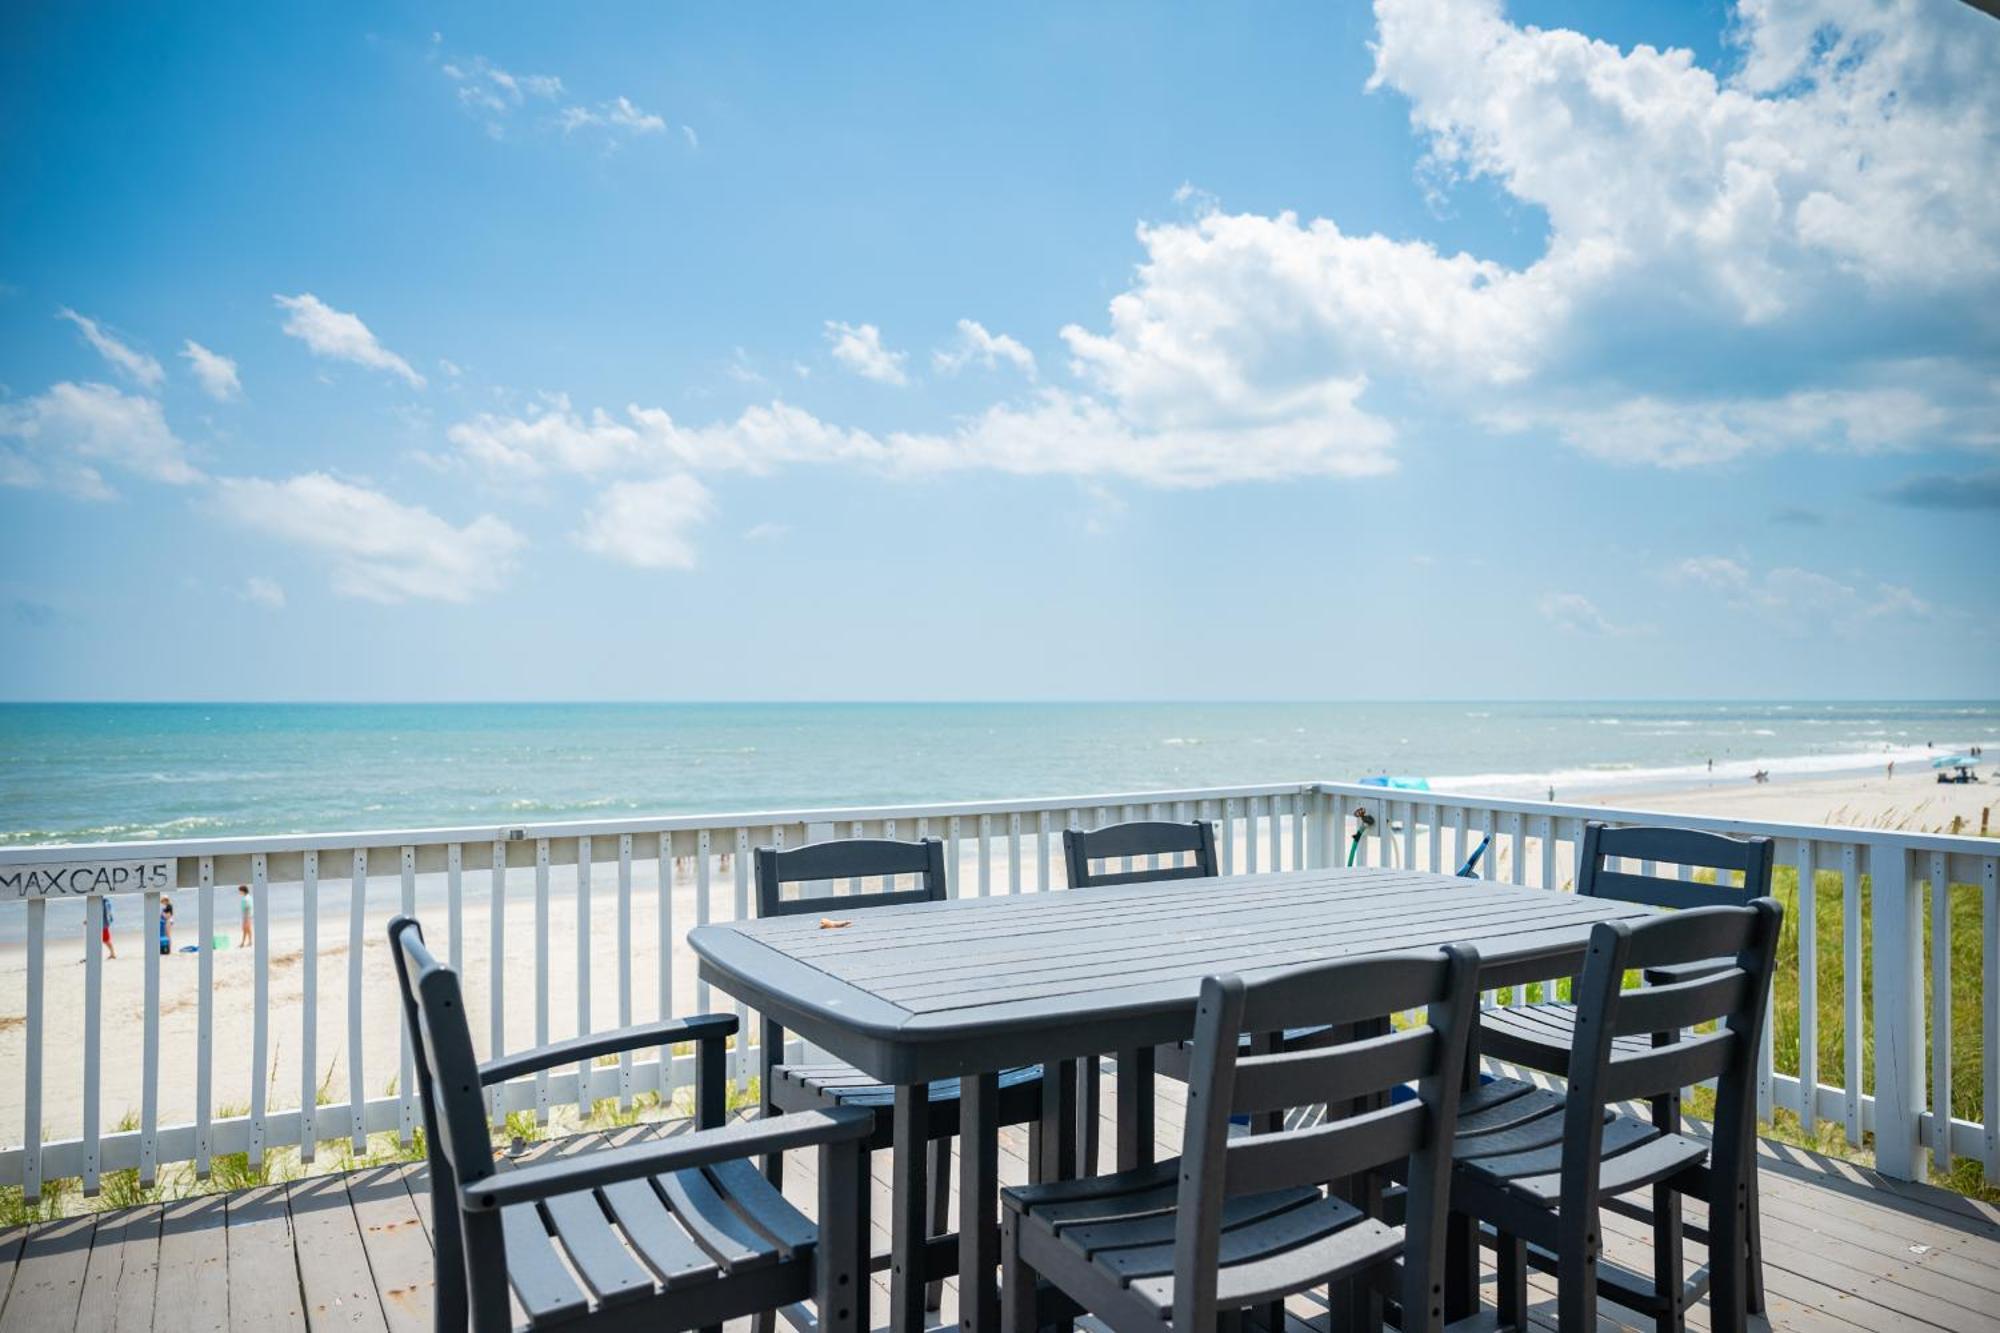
[1,779,1993,1199]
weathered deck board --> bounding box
[2,1083,1997,1332]
[0,1213,92,1333]
[154,1197,229,1333]
[227,1184,304,1332]
[75,1207,161,1333]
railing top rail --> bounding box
[0,779,1321,865]
[1314,780,1997,857]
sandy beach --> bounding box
[2,764,1993,1163]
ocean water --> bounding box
[1,700,1994,846]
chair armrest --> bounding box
[1641,960,1730,988]
[479,1012,738,1087]
[461,1106,875,1210]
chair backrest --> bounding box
[1560,900,1783,1219]
[754,837,948,918]
[1063,819,1218,889]
[1172,947,1482,1332]
[1576,821,1775,908]
[388,916,499,1330]
[389,916,499,1192]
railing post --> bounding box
[1869,843,1925,1181]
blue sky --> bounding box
[2,0,1995,701]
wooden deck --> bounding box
[4,1072,1999,1333]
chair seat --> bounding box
[1005,1159,1400,1316]
[771,1061,1046,1141]
[1477,1002,1675,1077]
[1450,1077,1710,1209]
[500,1156,816,1329]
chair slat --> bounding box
[500,1203,591,1326]
[1609,968,1752,1038]
[599,1178,719,1289]
[756,838,947,918]
[1222,1098,1426,1198]
[1589,825,1769,872]
[1599,1031,1737,1105]
[1066,820,1218,889]
[1100,1192,1350,1281]
[542,1189,655,1307]
[1229,1028,1438,1115]
[1071,820,1212,863]
[1590,872,1743,910]
[1059,1187,1320,1259]
[1205,1217,1402,1310]
[707,1159,816,1258]
[1612,904,1761,971]
[1237,952,1452,1035]
[661,1168,779,1270]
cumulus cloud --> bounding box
[578,475,711,570]
[214,473,522,602]
[180,340,242,401]
[56,309,164,389]
[241,576,286,609]
[441,55,563,123]
[934,319,1037,379]
[824,322,909,385]
[1049,0,2000,470]
[274,294,426,388]
[0,381,201,498]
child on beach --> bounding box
[160,895,174,955]
[238,884,253,947]
[99,896,116,960]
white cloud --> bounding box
[274,294,426,389]
[0,381,201,498]
[934,319,1037,379]
[1043,0,2000,470]
[441,56,563,119]
[824,321,909,386]
[559,96,667,136]
[214,473,523,603]
[241,576,286,609]
[742,521,788,542]
[56,309,164,389]
[1537,592,1642,636]
[682,125,700,150]
[1671,553,1933,630]
[578,475,711,570]
[180,340,242,401]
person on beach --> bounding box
[93,896,117,960]
[1887,760,1895,782]
[159,895,174,955]
[238,884,253,947]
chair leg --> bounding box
[1651,1182,1685,1333]
[1495,1230,1526,1330]
[1079,1056,1100,1178]
[926,1136,950,1311]
[1000,1212,1035,1333]
[1746,1164,1767,1316]
[1556,1210,1598,1333]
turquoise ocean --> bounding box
[3,700,1994,846]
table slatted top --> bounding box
[691,866,1654,1084]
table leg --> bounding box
[958,1071,1000,1333]
[1115,1046,1155,1171]
[1034,1059,1078,1184]
[891,1084,931,1333]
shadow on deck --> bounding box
[4,1075,1998,1333]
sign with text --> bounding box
[1,859,175,899]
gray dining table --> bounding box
[690,862,1655,1333]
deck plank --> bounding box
[75,1207,161,1333]
[227,1184,305,1331]
[155,1198,230,1333]
[345,1166,433,1333]
[0,1215,93,1333]
[286,1174,388,1332]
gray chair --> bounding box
[756,838,1049,1310]
[1476,821,1774,1313]
[389,915,874,1333]
[1448,899,1783,1333]
[1065,820,1331,1173]
[1000,945,1483,1333]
